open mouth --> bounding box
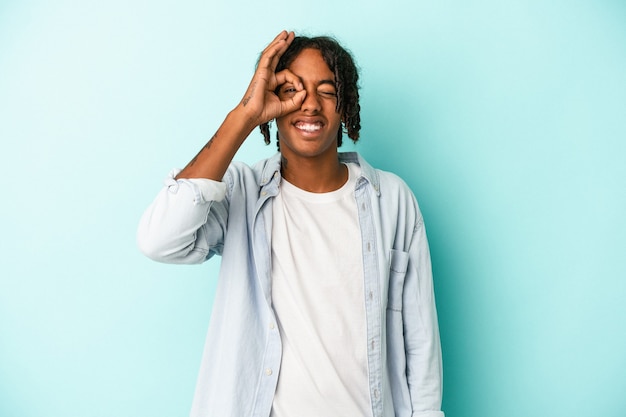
[294,121,323,133]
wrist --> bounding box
[229,104,262,134]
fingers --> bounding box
[258,30,295,72]
[274,69,303,91]
[261,30,294,57]
[273,68,305,116]
[261,30,290,54]
[240,32,302,122]
[278,90,306,116]
[269,31,294,70]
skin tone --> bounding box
[275,48,346,192]
[176,31,347,193]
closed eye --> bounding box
[318,90,337,98]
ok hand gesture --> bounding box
[176,31,305,180]
[239,31,306,126]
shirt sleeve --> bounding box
[136,169,230,264]
[403,215,445,417]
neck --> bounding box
[280,154,347,193]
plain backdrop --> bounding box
[1,0,625,416]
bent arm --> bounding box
[403,217,445,417]
[175,108,256,181]
[137,31,306,262]
[176,30,305,181]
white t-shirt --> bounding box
[270,162,372,417]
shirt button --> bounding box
[265,368,273,376]
[261,191,268,196]
[269,323,275,330]
[374,389,380,399]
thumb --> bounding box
[279,90,306,115]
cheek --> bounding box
[328,113,342,130]
[275,118,289,134]
[274,118,292,145]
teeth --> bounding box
[295,122,322,132]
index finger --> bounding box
[275,68,303,92]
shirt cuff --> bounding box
[165,169,227,205]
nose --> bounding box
[301,88,322,113]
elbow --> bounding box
[136,221,210,264]
[136,224,171,263]
[136,214,184,263]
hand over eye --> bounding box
[239,31,306,125]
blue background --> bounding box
[1,0,625,416]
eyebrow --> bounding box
[318,79,336,88]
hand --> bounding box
[238,31,306,126]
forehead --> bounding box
[287,48,334,82]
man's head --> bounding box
[260,35,361,148]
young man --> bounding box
[137,31,444,417]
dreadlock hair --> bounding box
[259,35,361,149]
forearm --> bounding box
[176,105,257,181]
[175,31,304,181]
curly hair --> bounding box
[259,35,361,148]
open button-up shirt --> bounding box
[137,152,444,417]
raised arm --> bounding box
[138,31,306,263]
[176,30,306,181]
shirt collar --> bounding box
[339,152,380,196]
[258,152,380,196]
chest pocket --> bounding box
[387,249,409,312]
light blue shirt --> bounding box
[137,152,444,417]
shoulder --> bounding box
[354,153,424,224]
[378,170,423,217]
[377,169,413,196]
[352,152,418,202]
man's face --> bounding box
[275,48,342,162]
